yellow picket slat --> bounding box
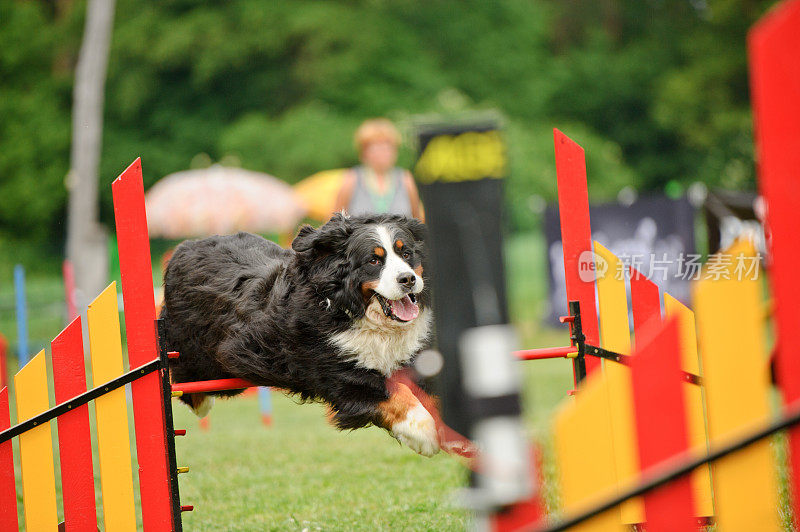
[88,282,137,532]
[15,350,59,530]
[694,239,779,531]
[663,293,714,518]
[593,241,642,525]
[554,370,627,532]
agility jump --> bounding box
[0,1,799,530]
[477,2,800,530]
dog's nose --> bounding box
[397,273,416,288]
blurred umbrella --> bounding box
[293,169,346,222]
[145,165,306,238]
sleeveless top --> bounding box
[347,165,413,217]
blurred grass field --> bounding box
[172,353,573,531]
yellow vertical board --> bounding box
[14,350,59,530]
[88,282,137,532]
[663,293,714,518]
[593,242,643,525]
[554,370,627,532]
[693,239,779,531]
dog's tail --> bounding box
[181,392,214,418]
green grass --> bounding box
[169,360,574,531]
[174,394,469,531]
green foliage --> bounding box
[0,2,77,242]
[218,102,360,182]
[0,0,779,248]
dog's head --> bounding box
[292,213,428,326]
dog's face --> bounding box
[292,213,428,326]
[351,222,425,325]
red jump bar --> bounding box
[515,346,576,361]
[171,378,255,394]
[172,350,576,393]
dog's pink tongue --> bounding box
[391,295,419,321]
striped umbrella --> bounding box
[145,165,306,238]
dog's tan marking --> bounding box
[379,382,439,456]
[413,264,423,276]
[395,239,404,249]
[378,381,419,428]
[374,247,385,257]
[361,279,379,298]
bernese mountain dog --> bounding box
[161,213,440,456]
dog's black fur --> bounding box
[162,213,429,430]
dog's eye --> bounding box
[402,250,411,260]
[369,256,381,265]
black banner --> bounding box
[544,195,696,324]
[414,121,510,436]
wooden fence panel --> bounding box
[15,351,58,530]
[663,294,714,519]
[554,371,626,532]
[749,1,800,525]
[630,319,695,531]
[629,269,660,340]
[89,283,137,531]
[554,129,600,377]
[113,158,175,530]
[52,318,98,531]
[694,239,779,531]
[593,242,642,525]
[0,387,18,531]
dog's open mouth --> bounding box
[374,293,419,322]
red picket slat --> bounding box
[112,158,174,531]
[52,318,98,531]
[554,129,600,377]
[0,387,17,531]
[630,267,661,344]
[0,334,7,389]
[749,1,800,527]
[630,318,695,531]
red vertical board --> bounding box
[630,318,695,531]
[0,333,7,389]
[630,267,662,344]
[112,158,174,531]
[52,318,98,532]
[0,387,17,531]
[749,1,800,528]
[554,129,600,376]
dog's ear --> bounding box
[292,213,352,254]
[291,225,317,252]
[403,218,427,244]
[331,270,366,319]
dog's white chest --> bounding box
[329,309,432,375]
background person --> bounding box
[334,118,424,220]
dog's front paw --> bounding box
[391,403,440,457]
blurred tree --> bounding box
[0,3,75,242]
[0,0,781,254]
[67,0,115,308]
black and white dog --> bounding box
[161,213,439,455]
